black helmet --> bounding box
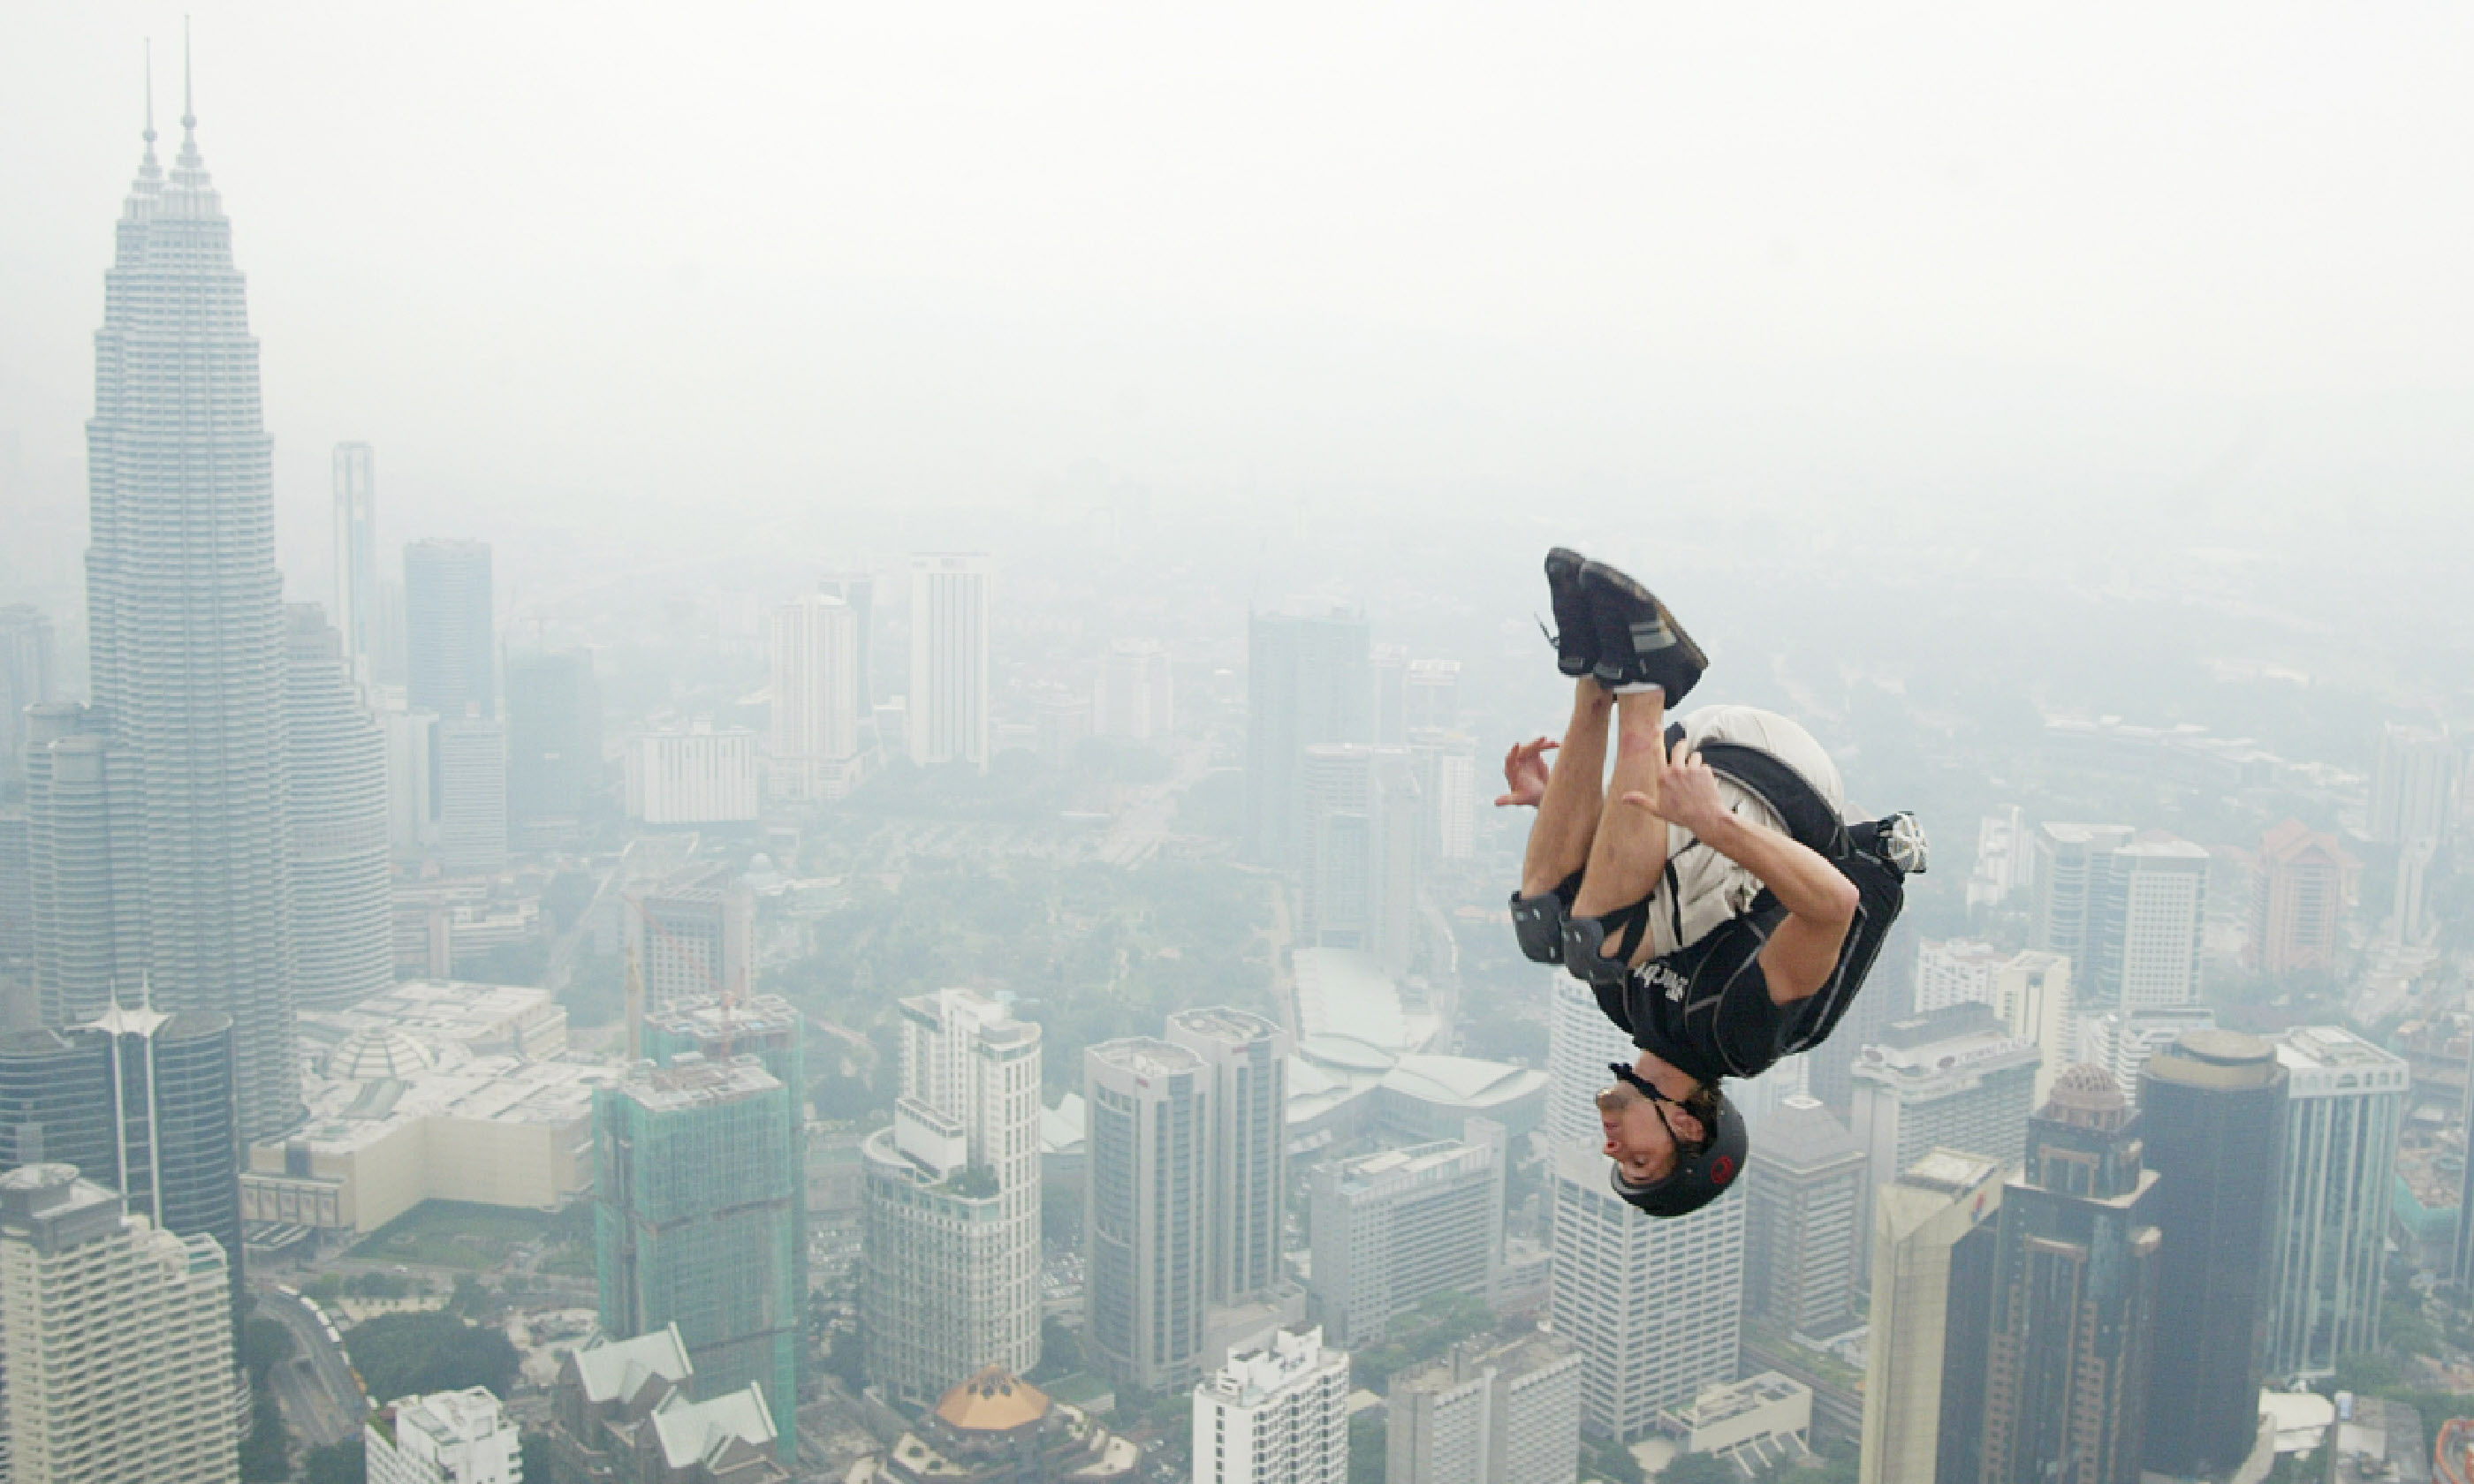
[1605,1065,1749,1219]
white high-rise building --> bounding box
[365,1388,520,1484]
[1912,939,2005,1014]
[1086,1037,1213,1390]
[1097,638,1175,741]
[331,443,379,683]
[1165,1007,1291,1306]
[770,594,861,799]
[0,1163,239,1484]
[1987,950,2074,1102]
[626,727,761,824]
[1544,978,1744,1438]
[2265,1026,2409,1382]
[379,701,439,852]
[861,988,1043,1405]
[1192,1325,1352,1484]
[2077,1003,2215,1101]
[433,717,509,874]
[2108,837,2210,1011]
[1386,1330,1583,1484]
[284,605,393,1006]
[1849,1003,2040,1230]
[1309,1124,1505,1346]
[908,554,992,771]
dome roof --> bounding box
[325,1025,434,1081]
[935,1367,1050,1434]
[2044,1064,2129,1126]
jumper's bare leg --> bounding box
[1571,688,1675,952]
[1518,680,1614,897]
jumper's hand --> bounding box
[1494,737,1557,808]
[1621,741,1729,836]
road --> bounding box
[257,1285,368,1448]
[1096,739,1214,868]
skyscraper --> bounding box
[860,988,1043,1405]
[331,443,379,682]
[1385,1330,1584,1484]
[1085,1037,1211,1389]
[1165,1006,1289,1306]
[1848,1002,2039,1226]
[2098,836,2209,1011]
[1911,939,2004,1015]
[2249,819,2356,979]
[627,882,755,1011]
[505,649,603,838]
[1402,659,1461,736]
[0,1162,239,1484]
[2265,1026,2409,1381]
[769,594,861,799]
[1191,1326,1352,1484]
[0,603,57,776]
[595,1056,802,1463]
[2030,823,2135,969]
[432,716,508,874]
[62,84,300,1140]
[284,605,393,1007]
[404,539,495,721]
[1856,1149,2006,1484]
[2370,723,2454,846]
[1741,1096,1865,1340]
[1544,978,1743,1438]
[1297,743,1423,976]
[1097,638,1175,742]
[1985,950,2073,1102]
[1973,1067,2161,1484]
[1244,607,1371,867]
[19,705,144,1029]
[2137,1030,2288,1480]
[816,570,877,712]
[907,554,992,771]
[1309,1124,1505,1347]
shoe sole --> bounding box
[1579,560,1708,688]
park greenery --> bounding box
[344,1310,521,1403]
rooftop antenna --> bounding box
[143,39,156,148]
[181,14,195,132]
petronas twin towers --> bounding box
[23,71,393,1140]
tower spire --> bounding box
[143,39,156,148]
[181,15,195,133]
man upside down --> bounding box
[1499,549,1926,1218]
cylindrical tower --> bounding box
[283,604,392,1006]
[2137,1029,2288,1479]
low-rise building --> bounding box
[846,1367,1139,1482]
[1656,1373,1813,1478]
[365,1388,520,1484]
[548,1324,788,1484]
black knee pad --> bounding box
[1560,912,1633,987]
[1511,890,1570,965]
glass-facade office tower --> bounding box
[2136,1030,2288,1480]
[404,539,495,721]
[331,443,379,681]
[595,1056,801,1464]
[1974,1066,2160,1484]
[0,1001,243,1333]
[505,649,603,837]
[1741,1096,1866,1340]
[1085,1037,1211,1389]
[1856,1150,2006,1484]
[0,1164,239,1484]
[1244,608,1371,867]
[2265,1026,2409,1381]
[284,605,392,1007]
[1297,743,1422,977]
[55,94,300,1140]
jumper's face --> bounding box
[1596,1080,1703,1186]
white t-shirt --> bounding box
[1637,705,1846,959]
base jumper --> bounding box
[1500,549,1926,1219]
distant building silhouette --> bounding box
[0,604,57,776]
[908,554,993,772]
[1244,608,1370,867]
[2369,723,2454,846]
[2248,820,2356,979]
[331,443,379,682]
[404,539,496,721]
[505,649,603,841]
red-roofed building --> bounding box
[2247,822,2357,979]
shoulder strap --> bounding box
[1693,740,1848,859]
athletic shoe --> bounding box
[1580,559,1707,701]
[1544,548,1594,678]
[1878,811,1929,875]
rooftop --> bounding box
[1087,1037,1206,1081]
[620,1057,784,1112]
[570,1325,694,1407]
[936,1367,1051,1433]
[384,1388,512,1449]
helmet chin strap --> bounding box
[1606,1062,1691,1148]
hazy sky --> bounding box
[4,2,2470,601]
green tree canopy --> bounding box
[345,1310,520,1402]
